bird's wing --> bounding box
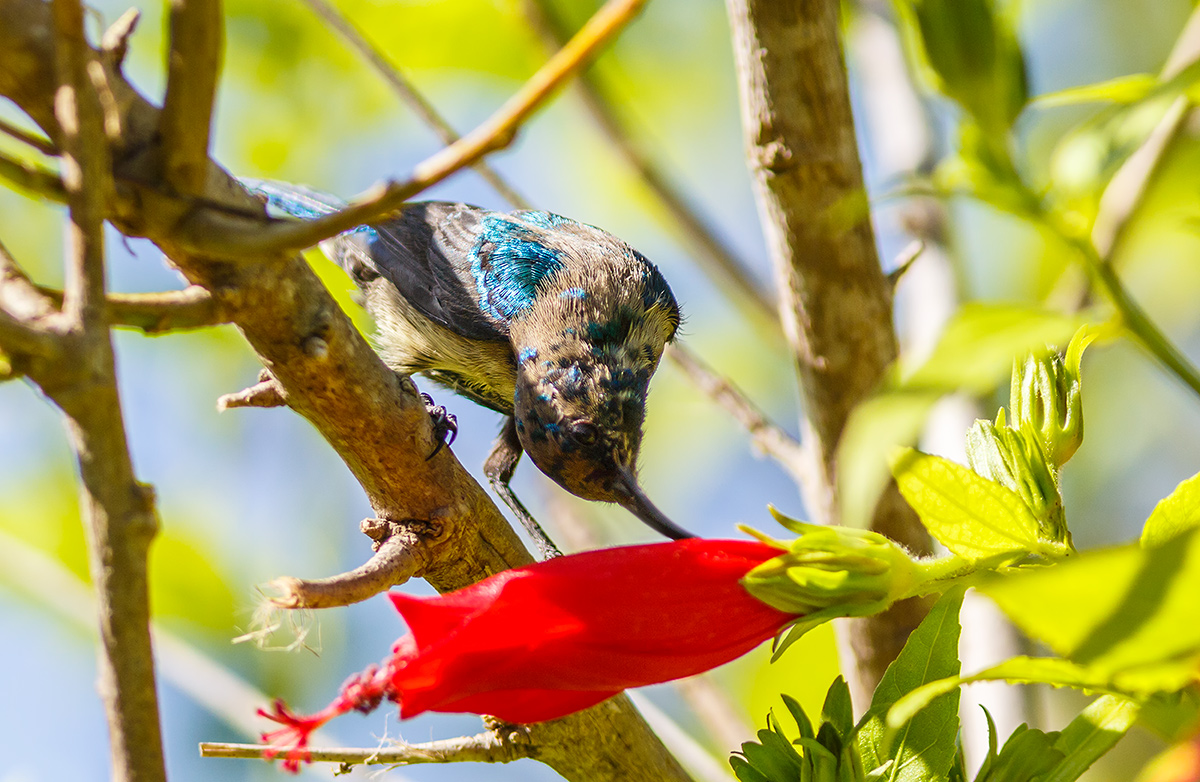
[240,179,566,344]
[335,202,511,343]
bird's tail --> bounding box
[240,178,347,221]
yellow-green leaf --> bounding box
[893,449,1043,562]
[1142,470,1200,548]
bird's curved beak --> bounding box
[612,465,696,540]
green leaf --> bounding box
[1138,689,1200,743]
[979,531,1200,694]
[738,735,803,782]
[730,756,773,782]
[892,449,1045,562]
[1031,74,1158,108]
[899,0,1028,134]
[983,725,1063,782]
[856,587,965,782]
[888,657,1126,731]
[782,693,816,741]
[1142,470,1200,548]
[822,677,855,742]
[1039,695,1139,782]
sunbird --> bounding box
[247,181,694,548]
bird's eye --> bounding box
[569,420,599,445]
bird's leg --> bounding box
[484,417,562,559]
[421,392,458,460]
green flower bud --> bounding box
[740,511,920,616]
[1010,327,1092,468]
[966,416,1070,547]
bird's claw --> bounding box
[422,393,458,460]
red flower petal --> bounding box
[259,538,794,769]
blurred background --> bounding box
[1,0,1197,779]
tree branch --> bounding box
[159,0,222,193]
[35,284,231,333]
[217,373,286,409]
[520,0,775,330]
[46,1,166,780]
[0,307,59,356]
[200,731,535,767]
[0,148,67,200]
[0,115,57,154]
[263,519,427,609]
[294,0,530,209]
[724,0,933,711]
[175,0,647,257]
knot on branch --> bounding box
[217,369,286,410]
[752,135,795,174]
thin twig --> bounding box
[0,149,67,201]
[519,0,775,329]
[0,237,59,325]
[295,0,530,209]
[159,0,222,193]
[100,8,141,68]
[665,341,809,485]
[200,732,534,767]
[177,0,647,256]
[0,115,58,155]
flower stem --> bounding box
[1086,247,1200,400]
[909,554,978,594]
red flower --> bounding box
[260,538,794,771]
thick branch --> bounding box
[47,1,166,780]
[0,1,691,778]
[724,0,932,709]
[174,0,647,257]
[159,0,222,193]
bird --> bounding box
[244,180,695,552]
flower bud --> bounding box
[966,415,1070,547]
[1010,328,1091,468]
[740,511,920,616]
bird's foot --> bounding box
[421,393,458,460]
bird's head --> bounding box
[512,357,693,540]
